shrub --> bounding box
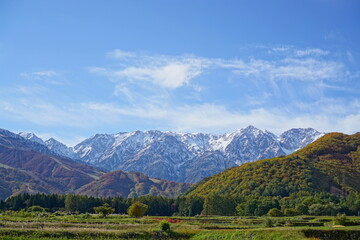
[27,205,46,212]
[264,218,274,227]
[334,213,347,226]
[93,203,115,218]
[127,202,148,218]
[267,208,283,217]
[284,208,299,216]
[160,220,171,231]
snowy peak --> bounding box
[19,132,45,145]
[73,133,115,160]
[18,132,76,159]
[279,128,324,151]
[45,138,76,159]
[224,126,284,165]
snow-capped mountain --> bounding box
[279,128,323,153]
[19,132,45,145]
[17,132,76,160]
[45,138,78,159]
[19,126,324,183]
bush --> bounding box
[27,205,46,212]
[264,218,274,227]
[334,213,347,226]
[267,208,283,217]
[284,208,299,216]
[127,202,148,218]
[93,203,115,218]
[160,220,171,231]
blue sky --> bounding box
[0,0,359,146]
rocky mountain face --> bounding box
[0,128,190,199]
[19,126,324,183]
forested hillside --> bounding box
[177,133,360,216]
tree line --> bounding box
[0,193,175,216]
[177,191,360,217]
[0,190,359,217]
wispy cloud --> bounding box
[20,70,64,85]
[20,70,58,79]
[92,51,206,90]
[294,48,329,57]
[90,47,348,107]
[107,49,136,59]
[1,46,358,145]
[1,94,359,140]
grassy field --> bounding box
[0,212,360,239]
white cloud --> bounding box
[271,46,291,52]
[112,62,202,89]
[91,47,346,99]
[20,70,64,85]
[107,49,135,59]
[3,46,357,145]
[76,102,360,135]
[295,48,329,57]
[20,70,58,79]
[1,95,359,142]
[230,58,344,82]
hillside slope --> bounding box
[77,170,191,198]
[184,132,360,198]
[0,129,105,199]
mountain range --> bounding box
[0,128,190,199]
[20,126,324,183]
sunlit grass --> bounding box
[0,213,360,239]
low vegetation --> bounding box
[0,210,359,239]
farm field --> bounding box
[0,212,360,240]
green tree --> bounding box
[64,194,77,213]
[267,208,283,217]
[127,201,148,218]
[94,203,115,218]
[296,203,309,215]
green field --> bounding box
[0,211,360,240]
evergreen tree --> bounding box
[64,194,77,213]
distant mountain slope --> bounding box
[183,132,360,199]
[77,170,191,198]
[0,128,190,199]
[20,126,323,183]
[0,128,105,199]
[72,126,323,182]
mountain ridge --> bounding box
[19,126,324,183]
[0,128,191,199]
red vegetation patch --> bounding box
[148,217,181,223]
